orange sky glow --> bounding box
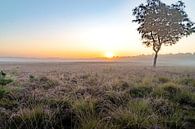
[0,0,195,58]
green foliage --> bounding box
[133,0,195,46]
[0,71,13,86]
[0,78,13,86]
[0,87,10,99]
[132,0,195,66]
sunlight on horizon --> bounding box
[105,51,114,58]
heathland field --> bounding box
[0,62,195,129]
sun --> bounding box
[105,51,114,58]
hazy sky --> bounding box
[0,0,195,58]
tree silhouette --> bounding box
[132,0,195,67]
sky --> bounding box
[0,0,195,58]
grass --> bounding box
[1,64,195,129]
[180,78,195,87]
[8,106,51,129]
[0,87,10,99]
[111,99,157,129]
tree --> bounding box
[132,0,195,67]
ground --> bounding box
[0,62,195,129]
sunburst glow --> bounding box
[105,52,114,58]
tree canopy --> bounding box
[132,0,195,67]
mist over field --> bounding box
[1,53,195,66]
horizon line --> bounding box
[0,52,195,60]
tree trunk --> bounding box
[153,52,158,67]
